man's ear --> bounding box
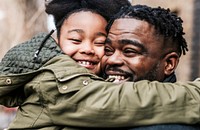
[164,52,179,76]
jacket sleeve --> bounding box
[42,56,200,127]
[48,78,200,127]
[0,33,63,107]
[0,73,38,107]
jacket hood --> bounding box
[0,33,64,75]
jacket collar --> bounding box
[163,73,177,83]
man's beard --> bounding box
[102,62,161,82]
[134,62,161,82]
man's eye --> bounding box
[104,47,113,56]
[124,49,139,56]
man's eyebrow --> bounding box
[68,29,84,34]
[105,38,112,44]
[119,39,147,52]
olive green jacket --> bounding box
[0,34,200,129]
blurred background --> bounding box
[0,0,199,129]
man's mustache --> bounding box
[105,66,132,76]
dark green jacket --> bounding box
[0,34,200,129]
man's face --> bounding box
[101,18,167,82]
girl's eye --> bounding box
[95,41,105,46]
[69,38,81,44]
[94,38,106,46]
[95,41,105,44]
[71,39,81,42]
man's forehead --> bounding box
[108,18,156,41]
[109,18,144,32]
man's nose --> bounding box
[106,52,123,65]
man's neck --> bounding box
[163,73,177,83]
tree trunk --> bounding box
[0,0,48,128]
[190,0,200,80]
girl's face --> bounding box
[59,11,107,75]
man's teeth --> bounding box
[108,75,125,80]
[78,61,93,65]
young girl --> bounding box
[56,11,106,75]
[0,0,133,129]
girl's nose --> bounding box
[79,42,95,54]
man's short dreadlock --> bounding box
[106,5,188,56]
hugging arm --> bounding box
[43,56,200,127]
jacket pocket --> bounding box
[56,73,94,94]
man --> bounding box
[0,3,200,129]
[102,5,187,83]
[101,5,198,129]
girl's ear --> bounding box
[163,52,179,76]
